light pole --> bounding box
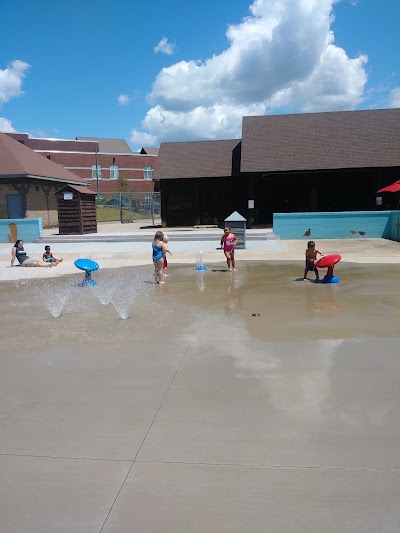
[95,147,99,195]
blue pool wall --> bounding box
[273,211,400,242]
[0,218,43,243]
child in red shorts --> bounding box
[163,234,172,275]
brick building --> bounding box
[5,133,158,195]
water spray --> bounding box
[195,251,207,271]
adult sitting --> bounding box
[10,240,55,268]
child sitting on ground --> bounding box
[304,240,323,281]
[43,245,63,265]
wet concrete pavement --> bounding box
[0,262,399,532]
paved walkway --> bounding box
[1,220,399,281]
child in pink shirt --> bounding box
[220,226,238,271]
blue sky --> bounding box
[1,0,399,150]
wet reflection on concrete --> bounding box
[1,261,399,349]
[0,261,399,532]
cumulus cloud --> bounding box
[31,128,46,137]
[267,46,368,112]
[0,60,31,108]
[131,0,368,147]
[131,102,265,147]
[130,129,158,147]
[388,87,400,108]
[154,37,175,55]
[0,117,17,132]
[118,93,131,106]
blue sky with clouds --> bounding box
[1,0,399,150]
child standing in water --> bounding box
[162,234,172,276]
[220,226,238,271]
[304,240,324,281]
[152,231,167,284]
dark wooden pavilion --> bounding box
[154,108,400,227]
[156,139,242,226]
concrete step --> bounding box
[34,232,280,243]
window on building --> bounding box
[92,165,102,180]
[110,165,119,180]
[143,166,153,180]
[18,140,25,145]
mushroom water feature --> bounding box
[316,254,341,283]
[74,258,99,287]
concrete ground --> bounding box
[1,220,400,281]
[0,225,399,532]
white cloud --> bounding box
[132,0,368,146]
[268,46,368,112]
[0,117,17,132]
[130,129,158,148]
[389,87,400,108]
[0,60,31,108]
[133,102,265,146]
[154,37,175,56]
[31,128,46,137]
[118,93,131,106]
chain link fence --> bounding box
[96,192,161,225]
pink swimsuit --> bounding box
[222,233,236,252]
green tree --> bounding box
[117,174,129,192]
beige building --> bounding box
[0,133,89,228]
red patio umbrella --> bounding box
[377,180,400,193]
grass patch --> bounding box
[96,206,150,222]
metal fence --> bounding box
[96,192,161,226]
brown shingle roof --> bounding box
[56,184,97,195]
[0,132,88,184]
[154,139,241,179]
[140,147,159,156]
[241,108,400,173]
[76,136,133,153]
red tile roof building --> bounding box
[5,133,157,194]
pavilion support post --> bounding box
[13,183,30,218]
[247,175,256,228]
[194,181,200,226]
